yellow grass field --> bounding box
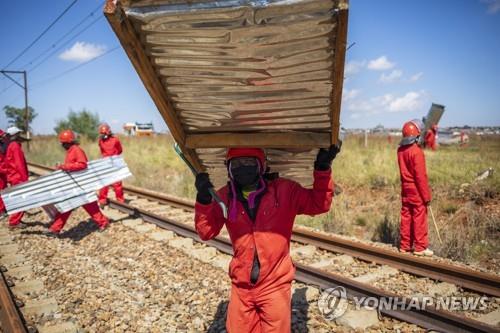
[25,134,500,267]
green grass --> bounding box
[25,133,500,264]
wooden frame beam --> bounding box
[104,0,204,170]
[185,132,330,149]
[330,0,349,145]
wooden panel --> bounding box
[186,132,330,149]
[330,0,349,145]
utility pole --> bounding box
[0,70,30,150]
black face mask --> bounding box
[61,143,73,150]
[231,165,259,187]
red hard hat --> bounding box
[226,148,266,171]
[402,120,422,138]
[59,129,76,143]
[99,123,111,135]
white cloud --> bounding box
[344,60,366,76]
[409,72,423,82]
[343,89,360,101]
[481,0,500,13]
[380,69,403,83]
[59,42,106,62]
[387,91,424,112]
[350,113,361,119]
[347,90,425,114]
[367,56,395,71]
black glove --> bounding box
[195,172,213,204]
[314,142,342,171]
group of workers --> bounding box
[1,117,435,332]
[0,123,124,235]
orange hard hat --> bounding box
[402,119,423,138]
[59,129,76,143]
[226,148,266,171]
[99,123,111,135]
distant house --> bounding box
[123,122,155,136]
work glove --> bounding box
[314,142,342,171]
[195,172,213,204]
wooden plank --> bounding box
[103,0,203,171]
[185,132,330,149]
[330,0,349,145]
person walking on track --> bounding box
[0,129,8,218]
[2,127,28,228]
[47,130,110,235]
[194,143,341,333]
[97,123,125,206]
[398,120,433,256]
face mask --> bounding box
[61,143,72,150]
[231,165,259,187]
[101,134,109,140]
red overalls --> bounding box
[397,143,432,252]
[0,149,8,214]
[424,129,437,151]
[4,141,28,225]
[195,170,333,333]
[49,145,109,233]
[98,136,124,204]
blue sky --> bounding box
[0,0,499,134]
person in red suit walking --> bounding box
[3,127,28,228]
[0,129,8,217]
[398,120,433,256]
[424,124,438,151]
[97,123,125,206]
[194,144,341,333]
[47,130,109,235]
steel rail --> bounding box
[0,268,28,333]
[106,199,498,333]
[21,163,500,332]
[26,161,500,298]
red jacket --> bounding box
[4,141,28,183]
[99,136,122,157]
[425,129,436,150]
[397,143,432,205]
[195,170,333,288]
[58,145,88,172]
[0,149,7,188]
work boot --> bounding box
[98,200,107,209]
[399,248,412,254]
[8,222,27,229]
[43,230,60,238]
[414,248,434,257]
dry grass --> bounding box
[25,134,500,265]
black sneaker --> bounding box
[8,222,27,229]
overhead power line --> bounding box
[1,0,79,70]
[21,1,104,70]
[31,45,120,87]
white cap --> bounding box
[6,126,22,136]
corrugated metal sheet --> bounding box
[1,156,131,214]
[106,0,348,187]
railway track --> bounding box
[0,262,29,333]
[26,162,500,332]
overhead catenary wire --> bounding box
[1,0,79,70]
[0,46,120,105]
[20,1,105,70]
[0,1,104,97]
[31,45,120,87]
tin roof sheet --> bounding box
[105,0,348,187]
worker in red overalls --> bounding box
[0,129,8,217]
[47,130,109,235]
[398,120,433,256]
[194,143,341,332]
[3,127,29,228]
[97,123,125,206]
[424,124,438,151]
